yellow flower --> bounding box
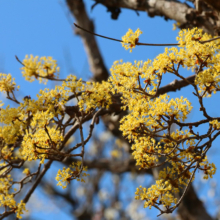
[0,73,19,93]
[122,28,143,52]
[56,162,89,189]
[21,55,60,84]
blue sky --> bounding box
[0,0,220,219]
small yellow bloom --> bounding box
[122,28,143,52]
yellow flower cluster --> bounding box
[62,74,84,93]
[109,27,220,212]
[176,28,220,96]
[15,200,27,219]
[0,83,70,162]
[200,157,216,179]
[121,28,143,52]
[0,73,19,93]
[78,81,112,112]
[135,180,177,209]
[0,26,220,217]
[0,59,93,218]
[0,106,24,146]
[23,168,30,176]
[59,74,113,113]
[210,119,220,130]
[0,175,27,219]
[56,161,89,189]
[20,126,63,163]
[21,55,60,84]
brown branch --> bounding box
[74,23,220,48]
[202,0,220,12]
[66,0,109,82]
[66,157,152,175]
[96,0,217,35]
[157,74,196,96]
[74,23,179,46]
[22,160,53,203]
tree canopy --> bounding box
[0,1,220,219]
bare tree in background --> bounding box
[4,1,220,219]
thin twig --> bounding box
[74,23,178,46]
[74,23,220,47]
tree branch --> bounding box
[66,157,152,175]
[22,160,53,204]
[66,0,109,82]
[202,0,220,12]
[96,0,217,35]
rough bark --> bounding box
[202,0,220,12]
[95,0,218,35]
